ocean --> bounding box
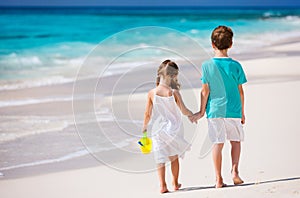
[0,6,300,174]
[1,7,300,86]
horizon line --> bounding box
[0,5,299,8]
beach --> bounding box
[1,6,300,198]
[1,38,300,197]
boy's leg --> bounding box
[212,143,225,188]
[157,163,168,193]
[169,155,181,190]
[230,141,244,184]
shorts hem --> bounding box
[211,139,244,144]
[228,138,244,142]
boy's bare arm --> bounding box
[199,84,210,116]
[173,90,193,116]
[191,84,210,122]
[238,85,245,124]
[142,90,154,132]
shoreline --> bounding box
[1,79,300,196]
[1,40,300,172]
[1,37,300,197]
[1,35,300,92]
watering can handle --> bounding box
[143,131,147,138]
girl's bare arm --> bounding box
[173,90,193,116]
[142,90,154,132]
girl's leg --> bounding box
[169,155,181,190]
[230,141,244,185]
[157,163,168,193]
[212,143,224,188]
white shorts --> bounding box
[208,118,244,144]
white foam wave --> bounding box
[0,106,140,143]
[234,30,300,53]
[0,53,43,67]
[74,111,143,125]
[0,96,73,108]
[0,92,97,108]
[0,137,136,171]
[262,12,300,23]
[104,61,155,77]
[0,59,155,91]
[0,116,71,142]
[190,29,199,34]
[285,15,300,21]
[52,56,85,66]
[263,11,282,18]
[0,76,74,91]
[0,149,90,171]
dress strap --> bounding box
[170,89,176,98]
[153,88,157,104]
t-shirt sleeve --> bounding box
[237,63,247,85]
[201,63,208,84]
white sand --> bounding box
[1,43,300,197]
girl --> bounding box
[142,60,193,193]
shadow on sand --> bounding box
[177,176,300,193]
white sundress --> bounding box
[149,89,191,164]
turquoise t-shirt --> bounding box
[201,57,247,118]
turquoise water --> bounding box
[0,7,300,83]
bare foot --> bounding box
[160,185,169,194]
[232,171,244,185]
[215,177,227,188]
[173,183,182,191]
[215,182,227,188]
[232,175,244,185]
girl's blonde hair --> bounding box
[156,60,180,90]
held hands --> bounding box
[188,112,246,124]
[188,115,196,124]
[188,111,205,124]
[186,110,197,124]
[187,115,196,124]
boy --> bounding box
[191,26,247,188]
